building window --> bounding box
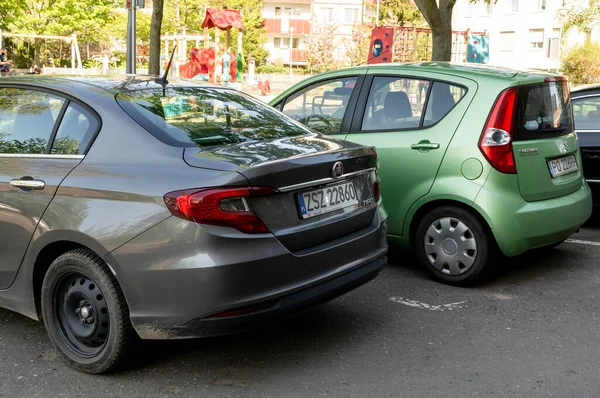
[321,7,335,23]
[293,38,300,49]
[274,37,281,48]
[276,37,299,49]
[546,29,560,59]
[482,1,492,15]
[499,31,516,51]
[275,6,300,17]
[528,29,545,50]
[508,0,518,13]
[536,0,546,11]
[344,8,359,24]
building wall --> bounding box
[453,0,576,71]
[262,0,374,65]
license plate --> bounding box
[547,155,579,178]
[297,181,359,219]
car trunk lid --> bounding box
[511,79,584,202]
[183,135,380,252]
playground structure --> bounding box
[162,8,245,85]
[0,30,83,73]
[369,25,487,65]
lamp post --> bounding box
[289,26,295,79]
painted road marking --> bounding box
[389,297,468,311]
[565,238,600,247]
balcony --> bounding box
[265,18,311,35]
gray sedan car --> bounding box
[0,76,388,373]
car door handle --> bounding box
[10,178,46,190]
[411,141,440,150]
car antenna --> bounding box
[155,44,177,96]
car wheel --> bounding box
[415,206,491,286]
[41,249,132,373]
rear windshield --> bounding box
[116,87,310,147]
[514,81,573,141]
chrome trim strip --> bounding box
[10,179,46,189]
[278,167,376,193]
[587,179,600,184]
[0,154,84,160]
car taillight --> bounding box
[163,186,276,234]
[479,87,518,174]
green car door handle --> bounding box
[411,141,440,151]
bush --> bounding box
[562,39,600,84]
[256,65,288,74]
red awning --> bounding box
[201,8,245,31]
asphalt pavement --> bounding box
[2,224,600,397]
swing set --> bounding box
[0,30,83,73]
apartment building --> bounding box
[263,0,373,66]
[453,0,594,71]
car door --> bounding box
[344,71,476,237]
[572,92,600,193]
[276,74,365,139]
[0,87,99,289]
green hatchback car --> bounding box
[271,62,592,285]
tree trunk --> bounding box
[148,0,165,76]
[414,0,455,62]
[34,38,42,68]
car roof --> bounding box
[320,62,558,82]
[571,84,600,96]
[0,74,223,95]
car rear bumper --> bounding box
[473,180,592,257]
[106,208,388,340]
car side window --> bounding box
[0,88,65,154]
[573,96,600,131]
[361,77,430,131]
[51,102,98,155]
[281,76,358,134]
[423,82,467,127]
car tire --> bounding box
[41,249,132,374]
[414,206,492,286]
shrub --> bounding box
[562,39,600,84]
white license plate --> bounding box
[298,181,359,219]
[547,155,579,178]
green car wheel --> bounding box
[415,206,491,286]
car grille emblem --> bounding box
[332,162,344,178]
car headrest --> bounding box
[384,91,412,119]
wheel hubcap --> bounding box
[424,217,477,276]
[53,273,110,357]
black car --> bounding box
[572,84,600,206]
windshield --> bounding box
[117,87,310,147]
[514,81,573,141]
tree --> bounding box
[306,22,337,73]
[377,0,424,27]
[343,23,372,67]
[559,0,600,41]
[148,0,164,75]
[412,0,490,62]
[220,0,269,66]
[562,39,600,84]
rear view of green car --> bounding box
[271,62,592,285]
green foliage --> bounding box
[562,39,600,85]
[377,0,424,26]
[560,0,600,40]
[219,0,268,67]
[256,65,288,74]
[344,23,372,67]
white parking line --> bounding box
[389,297,468,311]
[565,238,600,247]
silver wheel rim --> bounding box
[424,217,477,276]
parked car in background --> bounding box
[572,84,600,206]
[0,76,388,373]
[271,62,592,286]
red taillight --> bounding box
[479,87,518,174]
[164,186,276,234]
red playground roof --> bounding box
[201,8,245,30]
